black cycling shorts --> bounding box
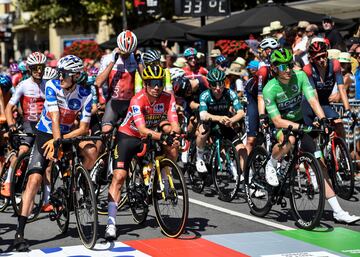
[205,122,243,146]
[19,122,37,147]
[113,132,142,171]
[102,99,130,127]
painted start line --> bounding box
[2,198,360,257]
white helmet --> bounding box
[57,55,83,73]
[169,67,185,81]
[117,30,138,53]
[259,38,279,50]
[43,67,58,80]
[26,52,47,66]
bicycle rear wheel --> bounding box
[211,139,241,202]
[153,158,188,238]
[73,164,98,249]
[331,137,354,200]
[127,157,148,224]
[11,152,43,222]
[290,152,325,230]
[0,151,15,212]
[244,146,272,217]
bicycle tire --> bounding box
[127,157,148,224]
[211,139,241,202]
[185,141,206,193]
[10,152,43,222]
[289,152,325,230]
[73,164,98,249]
[244,146,272,217]
[50,162,70,234]
[331,137,355,200]
[153,158,188,238]
[94,152,127,215]
[0,151,15,212]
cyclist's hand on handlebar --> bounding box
[160,132,180,147]
[298,124,313,133]
[259,114,268,128]
[219,116,231,126]
[42,139,63,161]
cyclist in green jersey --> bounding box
[263,48,360,224]
[134,49,172,94]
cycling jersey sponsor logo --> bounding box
[154,103,164,114]
[132,105,141,116]
[291,84,299,93]
[171,102,176,112]
[264,98,271,106]
[79,86,90,97]
[46,87,57,101]
[68,99,81,110]
[278,94,302,110]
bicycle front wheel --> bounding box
[211,139,241,202]
[0,151,15,212]
[331,137,354,200]
[73,164,98,249]
[290,152,325,230]
[153,158,188,238]
[11,152,43,222]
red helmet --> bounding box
[308,38,328,58]
[117,30,137,54]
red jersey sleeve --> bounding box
[167,93,178,123]
[131,97,146,128]
[302,64,312,78]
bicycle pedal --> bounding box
[280,199,287,208]
[49,211,57,221]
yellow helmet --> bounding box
[142,65,165,80]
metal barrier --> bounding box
[331,100,360,171]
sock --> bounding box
[328,196,343,214]
[43,185,51,204]
[5,167,13,183]
[107,201,118,226]
[270,156,278,167]
[17,215,28,236]
[196,147,205,160]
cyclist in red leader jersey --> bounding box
[1,52,47,198]
[105,65,180,240]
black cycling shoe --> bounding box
[13,233,29,252]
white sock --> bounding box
[5,167,13,183]
[328,196,343,214]
[43,185,51,204]
[108,201,118,226]
[270,156,278,167]
[196,147,205,160]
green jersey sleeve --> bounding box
[298,71,315,101]
[229,89,243,112]
[199,90,210,113]
[263,80,281,119]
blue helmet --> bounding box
[183,47,197,58]
[0,75,12,93]
[18,61,27,72]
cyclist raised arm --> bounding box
[105,64,180,240]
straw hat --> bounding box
[261,26,271,36]
[197,52,205,59]
[298,21,310,29]
[210,49,221,57]
[338,52,351,63]
[270,21,283,31]
[160,54,166,62]
[173,57,187,68]
[225,62,242,76]
[327,49,341,60]
[233,57,246,67]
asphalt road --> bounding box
[1,178,360,253]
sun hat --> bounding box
[338,52,351,63]
[270,21,283,31]
[210,49,221,57]
[261,26,271,36]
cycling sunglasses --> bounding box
[146,79,164,88]
[276,63,294,72]
[58,71,74,79]
[209,81,225,88]
[29,64,45,72]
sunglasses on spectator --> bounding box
[186,56,196,61]
[29,64,45,72]
[209,81,225,88]
[146,79,164,88]
[276,63,294,72]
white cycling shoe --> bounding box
[105,224,116,240]
[196,159,208,173]
[265,161,279,187]
[334,211,360,224]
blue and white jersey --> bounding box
[37,79,92,134]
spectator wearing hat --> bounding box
[214,55,229,72]
[226,62,245,98]
[327,49,341,60]
[354,45,360,100]
[233,57,249,81]
[208,48,222,70]
[293,21,310,56]
[338,52,355,99]
[173,57,187,69]
[261,26,271,38]
[322,16,346,51]
[246,60,259,77]
[270,21,286,47]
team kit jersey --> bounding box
[199,88,243,116]
[263,70,316,122]
[37,80,92,134]
[119,89,178,138]
[183,66,209,88]
[98,53,138,101]
[303,59,343,105]
[9,77,45,122]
